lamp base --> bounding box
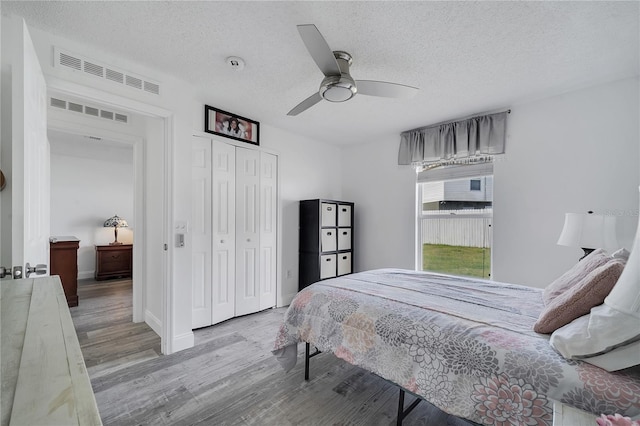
[579,248,595,261]
[109,241,123,246]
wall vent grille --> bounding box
[55,47,161,96]
[50,97,129,125]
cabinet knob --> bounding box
[220,239,225,243]
[247,238,251,242]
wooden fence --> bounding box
[420,209,492,248]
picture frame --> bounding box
[204,105,260,146]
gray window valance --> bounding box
[398,111,508,166]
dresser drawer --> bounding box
[95,245,133,280]
[321,229,337,252]
[321,203,337,227]
[338,205,351,227]
[99,252,130,272]
[337,252,352,276]
[337,228,351,250]
[320,254,337,279]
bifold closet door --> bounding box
[191,137,214,329]
[192,138,277,328]
[235,147,260,316]
[191,138,236,328]
[211,142,237,324]
[259,152,277,310]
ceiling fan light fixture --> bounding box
[320,75,357,102]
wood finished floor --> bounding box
[71,279,476,426]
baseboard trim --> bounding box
[280,291,297,307]
[78,270,94,280]
[171,331,195,354]
[144,309,162,336]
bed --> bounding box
[272,268,640,426]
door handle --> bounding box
[25,263,47,278]
[0,266,23,279]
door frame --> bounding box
[46,75,176,354]
[48,117,145,322]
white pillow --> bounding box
[550,304,640,371]
[612,247,630,262]
[578,340,640,371]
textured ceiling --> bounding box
[3,1,639,146]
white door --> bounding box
[259,152,277,310]
[211,142,236,324]
[8,17,50,273]
[235,147,260,316]
[191,137,213,328]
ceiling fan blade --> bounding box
[355,80,419,98]
[297,24,341,77]
[287,92,323,116]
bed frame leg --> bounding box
[397,389,405,426]
[305,342,311,381]
[396,388,421,425]
[304,342,321,381]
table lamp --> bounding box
[557,211,618,260]
[103,214,129,245]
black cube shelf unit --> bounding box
[299,199,354,291]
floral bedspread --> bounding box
[272,269,640,426]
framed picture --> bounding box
[204,105,259,146]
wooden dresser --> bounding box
[49,236,80,307]
[95,244,133,280]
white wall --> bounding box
[493,77,639,287]
[50,145,134,278]
[342,138,417,272]
[342,77,639,288]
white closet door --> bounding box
[259,152,277,310]
[211,142,236,324]
[191,137,213,328]
[235,147,260,316]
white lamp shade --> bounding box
[557,213,619,251]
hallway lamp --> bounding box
[104,214,129,245]
[557,211,618,260]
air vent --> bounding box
[100,110,114,120]
[48,96,129,125]
[84,61,104,77]
[106,68,124,84]
[59,52,81,70]
[68,102,83,113]
[144,81,160,95]
[55,47,161,96]
[85,106,99,117]
[126,75,143,90]
[50,98,67,109]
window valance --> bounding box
[398,111,508,166]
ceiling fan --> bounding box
[287,24,419,116]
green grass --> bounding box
[422,244,491,279]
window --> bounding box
[416,163,492,279]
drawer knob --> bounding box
[327,207,332,211]
[111,255,120,259]
[327,232,332,235]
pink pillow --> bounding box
[542,248,610,305]
[534,259,625,334]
